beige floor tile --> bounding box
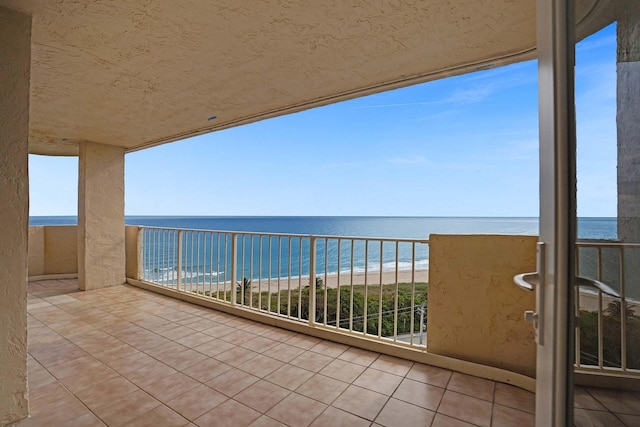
[616,413,640,426]
[392,377,444,411]
[309,340,348,358]
[248,415,288,427]
[405,363,452,388]
[369,354,413,377]
[240,335,281,353]
[290,351,333,372]
[206,367,260,396]
[263,342,307,363]
[353,368,403,395]
[430,413,476,427]
[143,372,201,402]
[437,390,492,427]
[219,329,258,345]
[574,408,626,427]
[492,404,535,427]
[93,389,161,426]
[194,399,261,427]
[375,398,435,427]
[310,406,371,427]
[267,393,327,427]
[574,386,607,410]
[265,364,315,390]
[105,351,158,374]
[182,357,233,382]
[234,380,291,413]
[296,374,349,405]
[74,375,138,410]
[213,346,259,367]
[59,412,105,426]
[175,332,215,348]
[58,363,120,393]
[121,359,178,387]
[238,354,286,378]
[337,347,379,367]
[332,384,388,421]
[587,387,640,415]
[126,404,190,427]
[494,383,535,414]
[158,347,210,371]
[285,334,323,350]
[193,338,236,356]
[319,359,366,383]
[166,384,228,420]
[447,372,495,402]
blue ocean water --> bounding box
[29,216,617,240]
[29,216,618,285]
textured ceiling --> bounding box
[0,0,616,156]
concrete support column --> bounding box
[617,5,640,242]
[78,142,126,290]
[0,6,31,425]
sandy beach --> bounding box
[176,268,429,295]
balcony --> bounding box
[18,226,640,426]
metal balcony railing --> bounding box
[138,227,430,349]
[575,241,640,376]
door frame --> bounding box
[536,0,577,425]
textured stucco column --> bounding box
[78,142,126,290]
[618,6,640,242]
[0,6,31,425]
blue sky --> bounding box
[29,24,617,217]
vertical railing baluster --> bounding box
[336,239,341,330]
[231,233,237,306]
[309,236,317,326]
[323,238,328,326]
[394,242,399,342]
[363,240,368,335]
[177,230,183,291]
[620,247,627,371]
[277,237,282,316]
[410,242,416,346]
[349,240,354,332]
[378,240,383,339]
[136,227,143,280]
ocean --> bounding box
[29,216,619,286]
[29,216,617,240]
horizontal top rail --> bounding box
[137,225,430,244]
[576,240,640,248]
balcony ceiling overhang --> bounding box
[1,0,617,156]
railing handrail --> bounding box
[576,240,640,248]
[135,225,430,244]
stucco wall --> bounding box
[28,226,78,277]
[0,6,30,424]
[427,234,537,378]
[78,141,125,290]
[44,226,77,274]
[125,226,140,280]
[28,227,46,276]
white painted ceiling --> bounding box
[0,0,616,155]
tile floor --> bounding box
[14,279,640,426]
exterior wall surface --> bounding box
[618,9,640,242]
[0,6,31,425]
[28,227,46,276]
[125,226,140,280]
[427,234,537,378]
[78,142,125,290]
[45,226,78,274]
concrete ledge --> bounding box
[127,277,536,392]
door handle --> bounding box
[513,242,545,345]
[514,272,539,292]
